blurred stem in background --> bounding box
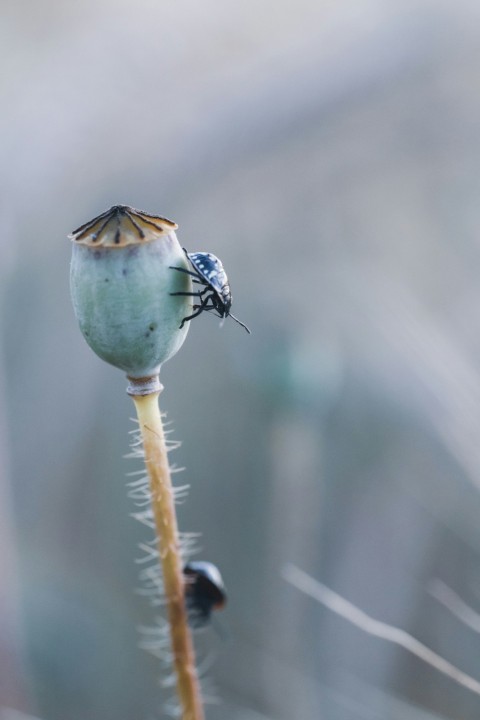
[0,365,32,712]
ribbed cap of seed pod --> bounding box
[70,205,192,379]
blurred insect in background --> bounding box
[170,249,251,333]
[183,561,227,628]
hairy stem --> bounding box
[132,389,204,720]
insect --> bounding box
[183,561,227,627]
[170,249,251,333]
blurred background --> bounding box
[2,0,480,718]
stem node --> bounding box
[127,375,163,396]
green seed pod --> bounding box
[69,205,192,381]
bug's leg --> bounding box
[170,286,209,298]
[199,296,222,316]
[179,306,206,328]
[170,290,207,297]
[169,266,203,280]
[178,294,212,328]
[193,303,215,312]
[195,298,216,312]
[197,300,225,321]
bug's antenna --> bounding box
[229,313,251,334]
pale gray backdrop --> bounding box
[2,1,480,719]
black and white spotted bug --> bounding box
[170,249,251,333]
[183,561,227,627]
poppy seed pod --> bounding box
[69,205,192,381]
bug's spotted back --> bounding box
[189,253,229,292]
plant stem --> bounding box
[131,388,204,720]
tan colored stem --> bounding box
[132,390,204,720]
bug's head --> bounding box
[222,294,232,315]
